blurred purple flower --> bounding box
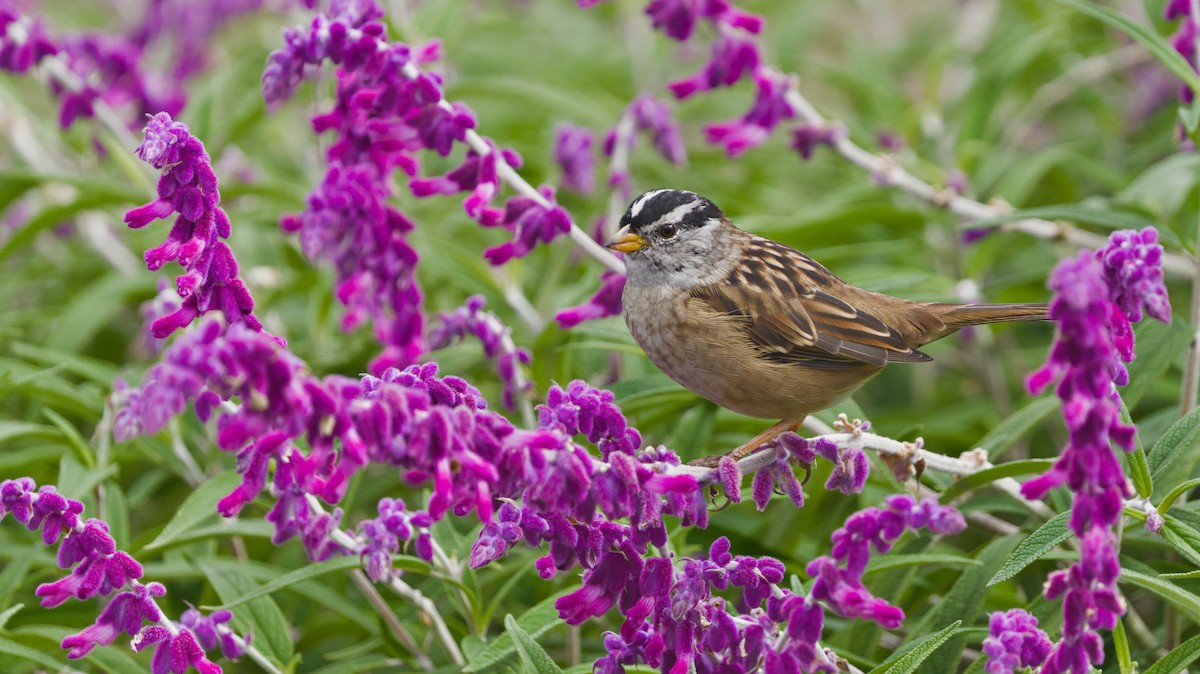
[429,295,531,410]
[555,270,625,328]
[605,94,687,167]
[645,0,762,43]
[704,69,796,156]
[792,123,843,160]
[125,112,261,338]
[668,31,761,99]
[410,143,522,217]
[0,3,57,72]
[554,124,596,194]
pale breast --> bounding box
[623,284,880,420]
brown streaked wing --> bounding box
[690,239,932,367]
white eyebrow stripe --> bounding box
[629,189,671,219]
[649,199,702,229]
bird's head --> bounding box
[605,189,733,286]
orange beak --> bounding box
[605,225,647,253]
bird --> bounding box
[604,189,1048,465]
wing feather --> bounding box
[690,238,932,368]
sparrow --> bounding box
[604,189,1048,463]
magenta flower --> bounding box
[125,112,261,338]
[554,123,596,194]
[668,30,761,99]
[983,609,1053,674]
[480,185,573,265]
[555,270,625,328]
[429,295,531,410]
[704,69,796,156]
[132,625,222,674]
[1022,228,1170,673]
[0,4,57,72]
[792,123,844,160]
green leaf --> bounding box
[503,614,564,674]
[1148,407,1200,483]
[0,420,62,444]
[988,511,1071,586]
[1121,402,1152,498]
[1161,478,1200,516]
[465,592,568,673]
[1121,569,1200,623]
[973,396,1059,461]
[0,634,63,669]
[1123,314,1192,408]
[864,553,981,575]
[954,203,1157,233]
[940,459,1055,501]
[1057,0,1200,95]
[1146,631,1200,674]
[0,604,22,631]
[9,342,118,387]
[0,187,140,263]
[1160,516,1200,569]
[213,555,430,610]
[142,471,242,551]
[42,408,94,468]
[867,621,962,674]
[1114,618,1134,674]
[198,559,293,665]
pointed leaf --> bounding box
[198,559,292,665]
[973,396,1059,461]
[988,511,1071,586]
[465,591,569,673]
[1160,516,1200,569]
[941,459,1055,501]
[504,614,565,674]
[1120,569,1200,623]
[142,471,242,551]
[1148,407,1200,482]
[1145,631,1200,674]
[866,621,963,674]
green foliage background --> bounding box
[2,0,1200,672]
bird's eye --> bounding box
[658,223,678,239]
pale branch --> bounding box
[783,87,1195,278]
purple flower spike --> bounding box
[555,270,626,328]
[429,295,531,410]
[1097,228,1171,324]
[554,124,596,194]
[983,608,1052,674]
[125,112,261,338]
[750,441,805,511]
[628,94,687,166]
[182,608,247,661]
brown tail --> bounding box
[928,302,1050,327]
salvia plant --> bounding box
[2,0,1200,673]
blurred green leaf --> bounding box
[142,471,242,551]
[1160,478,1200,516]
[973,396,1059,461]
[1057,0,1200,94]
[1114,618,1134,674]
[0,634,62,669]
[940,459,1055,501]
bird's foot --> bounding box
[687,419,801,468]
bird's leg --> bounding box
[689,419,800,468]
